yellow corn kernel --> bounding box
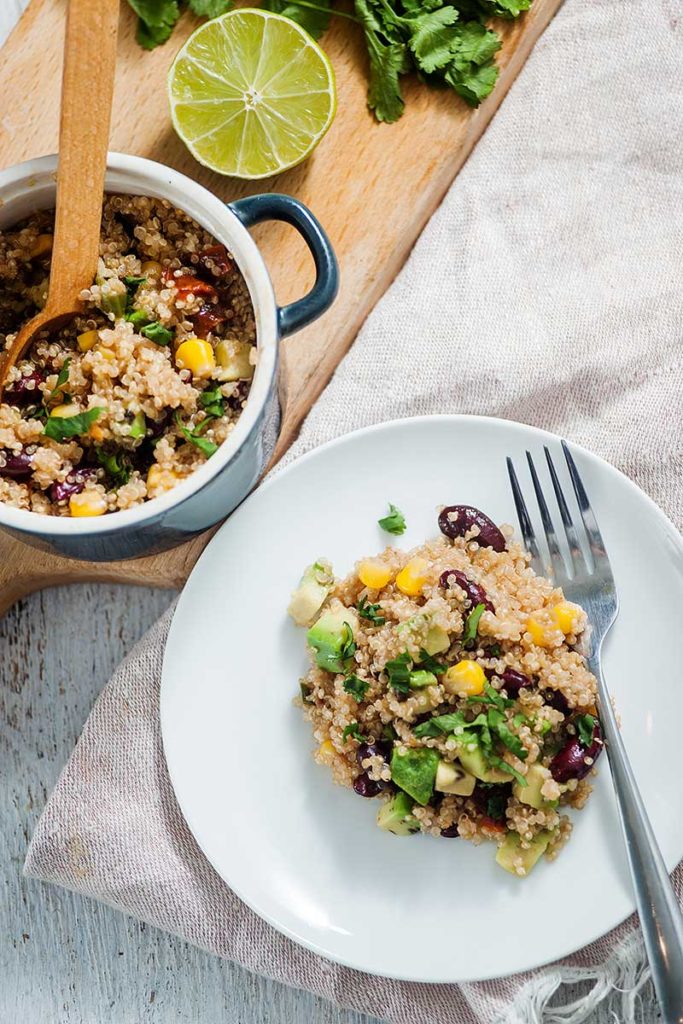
[526,616,555,648]
[140,260,161,277]
[443,659,487,697]
[69,491,107,517]
[94,345,116,361]
[175,338,215,379]
[395,557,429,597]
[50,402,80,418]
[146,464,179,498]
[553,601,580,634]
[29,233,53,258]
[89,424,106,441]
[318,739,335,757]
[77,329,99,352]
[215,339,255,380]
[358,559,393,590]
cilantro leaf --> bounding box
[462,601,486,648]
[44,407,102,441]
[176,413,219,457]
[378,502,407,535]
[199,386,226,418]
[486,791,507,821]
[342,722,367,743]
[487,708,527,761]
[488,754,526,788]
[417,649,447,675]
[445,59,499,106]
[467,682,514,711]
[407,6,459,74]
[123,275,147,294]
[299,681,313,703]
[343,675,370,701]
[357,595,386,625]
[453,19,501,64]
[126,309,152,329]
[340,622,357,662]
[576,713,597,748]
[187,0,233,16]
[355,0,406,124]
[141,321,173,346]
[44,358,71,410]
[474,0,530,17]
[385,651,413,694]
[263,0,332,39]
[127,0,180,49]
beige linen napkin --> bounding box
[25,0,683,1020]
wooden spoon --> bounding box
[0,0,119,395]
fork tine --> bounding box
[506,457,543,574]
[561,440,608,562]
[544,446,585,577]
[525,451,569,584]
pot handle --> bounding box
[228,194,339,338]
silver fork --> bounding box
[507,441,683,1024]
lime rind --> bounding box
[168,9,337,180]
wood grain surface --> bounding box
[0,0,563,615]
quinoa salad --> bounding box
[0,195,256,517]
[288,503,604,877]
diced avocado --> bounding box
[435,760,476,796]
[423,624,450,656]
[288,560,334,627]
[306,603,357,674]
[129,411,146,440]
[408,670,437,689]
[390,747,439,805]
[513,763,557,810]
[455,740,513,784]
[495,830,555,877]
[377,791,421,835]
[412,688,440,713]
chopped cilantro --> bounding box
[123,275,147,294]
[385,651,412,694]
[417,649,447,675]
[95,447,132,488]
[486,792,507,821]
[299,681,313,703]
[175,412,219,457]
[44,358,71,409]
[488,642,502,657]
[340,622,357,662]
[126,309,152,329]
[462,602,486,649]
[342,722,366,743]
[343,674,370,701]
[357,595,386,625]
[378,503,406,535]
[576,713,597,748]
[44,407,102,441]
[199,386,226,418]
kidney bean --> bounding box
[0,449,33,478]
[198,244,234,278]
[550,719,603,782]
[48,468,97,504]
[542,688,570,715]
[356,741,391,768]
[438,505,506,551]
[440,824,460,838]
[499,668,532,696]
[192,303,226,339]
[353,773,385,798]
[4,370,45,405]
[439,568,494,612]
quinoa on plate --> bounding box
[288,503,604,877]
[0,195,256,516]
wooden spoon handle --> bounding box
[46,0,119,313]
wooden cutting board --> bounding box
[0,0,562,615]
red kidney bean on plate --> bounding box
[550,719,603,782]
[0,449,33,478]
[48,468,97,504]
[439,568,494,612]
[438,505,506,552]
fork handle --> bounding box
[591,656,683,1023]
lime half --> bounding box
[168,9,337,180]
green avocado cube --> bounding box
[390,747,439,805]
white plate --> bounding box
[161,415,683,983]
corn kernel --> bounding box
[215,339,254,380]
[29,233,53,258]
[95,345,116,361]
[553,601,580,634]
[140,260,162,277]
[525,616,557,648]
[69,491,107,517]
[318,739,335,757]
[395,557,429,596]
[77,329,98,352]
[175,338,215,379]
[358,559,393,590]
[146,464,179,498]
[443,659,487,697]
[50,402,80,418]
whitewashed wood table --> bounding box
[0,8,375,1020]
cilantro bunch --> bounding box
[127,0,234,49]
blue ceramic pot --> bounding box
[0,153,338,561]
